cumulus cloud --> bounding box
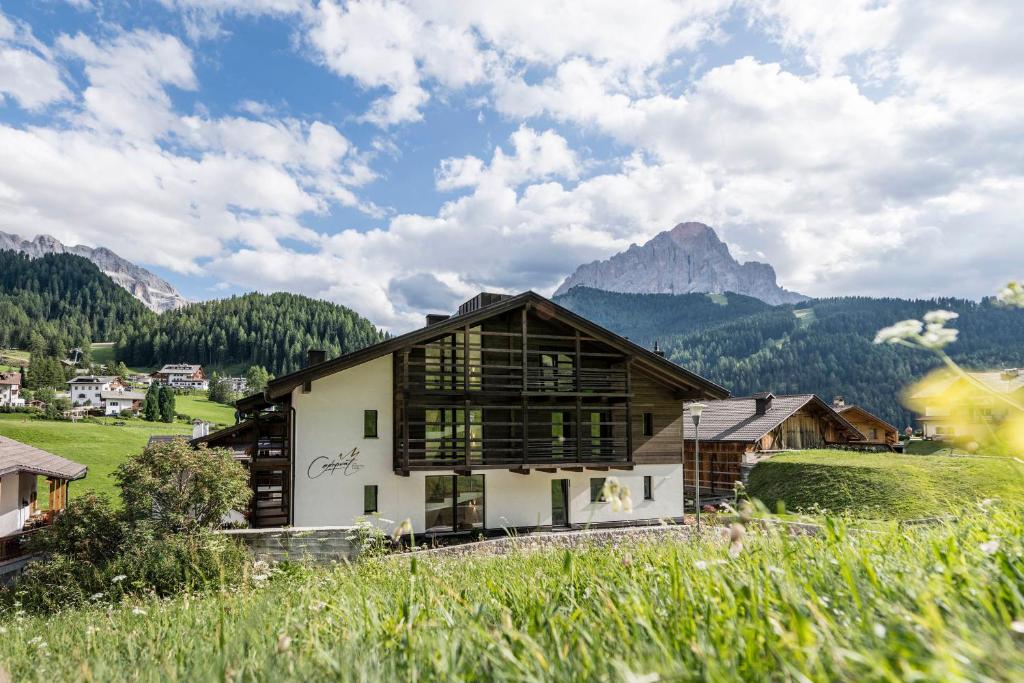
[0,10,72,110]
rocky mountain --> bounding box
[0,231,188,313]
[554,222,807,305]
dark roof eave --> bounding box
[262,291,729,401]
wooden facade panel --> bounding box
[682,441,749,493]
[631,367,685,465]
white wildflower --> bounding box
[873,623,887,638]
[980,540,1000,555]
[602,477,633,513]
[997,281,1024,308]
[89,592,104,601]
[873,319,923,345]
[1011,621,1024,634]
[111,574,127,584]
[923,310,959,325]
[277,635,292,653]
[622,670,660,683]
[132,607,147,615]
[694,560,708,570]
[919,325,958,349]
[391,518,413,541]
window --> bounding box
[425,475,484,532]
[590,477,607,503]
[363,485,378,514]
[642,412,654,437]
[363,410,378,438]
[644,476,653,500]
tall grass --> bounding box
[2,507,1023,681]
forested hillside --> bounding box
[0,251,154,360]
[553,287,770,345]
[114,292,385,375]
[555,288,1024,428]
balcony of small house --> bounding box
[397,404,633,473]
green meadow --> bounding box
[1,507,1023,681]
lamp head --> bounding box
[689,401,706,426]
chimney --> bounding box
[653,340,665,357]
[832,396,845,409]
[753,392,774,415]
[192,420,210,440]
[426,313,450,326]
[306,349,326,367]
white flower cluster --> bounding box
[874,310,959,350]
[602,477,634,513]
[997,281,1024,308]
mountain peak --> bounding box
[554,222,806,305]
[0,231,189,313]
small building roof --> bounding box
[836,404,898,432]
[67,375,116,385]
[683,394,864,443]
[156,364,202,374]
[100,391,145,401]
[0,372,20,386]
[0,435,87,480]
[146,435,185,448]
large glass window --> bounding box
[551,411,565,457]
[424,475,485,532]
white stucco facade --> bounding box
[0,472,36,536]
[290,355,685,535]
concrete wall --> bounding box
[289,354,685,534]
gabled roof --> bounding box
[100,391,145,401]
[156,364,203,374]
[0,435,87,480]
[68,375,116,384]
[683,394,864,443]
[0,372,20,386]
[836,404,898,432]
[253,290,729,404]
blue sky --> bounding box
[1,1,1022,329]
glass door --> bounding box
[551,479,569,528]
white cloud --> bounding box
[0,10,71,110]
[436,126,578,191]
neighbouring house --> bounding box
[195,291,729,533]
[101,390,146,415]
[66,375,124,407]
[681,393,865,493]
[911,368,1024,440]
[152,364,208,390]
[221,377,248,394]
[0,372,24,407]
[0,435,87,570]
[128,373,154,387]
[832,396,899,448]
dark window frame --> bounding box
[363,485,378,514]
[590,477,607,503]
[643,475,653,500]
[363,409,379,438]
[424,474,485,533]
[642,412,654,437]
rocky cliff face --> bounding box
[0,231,189,313]
[554,222,806,305]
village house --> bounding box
[0,435,87,573]
[101,390,146,415]
[66,375,124,407]
[681,393,864,493]
[0,372,23,407]
[910,368,1024,440]
[152,364,208,390]
[196,291,729,533]
[831,397,900,448]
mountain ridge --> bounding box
[0,231,189,313]
[555,222,807,305]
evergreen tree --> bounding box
[158,385,175,423]
[244,365,272,394]
[143,383,160,422]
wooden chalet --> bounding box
[682,392,864,493]
[198,291,728,532]
[832,397,899,448]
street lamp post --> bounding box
[688,402,706,532]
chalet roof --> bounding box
[67,375,116,384]
[682,394,864,443]
[248,290,729,407]
[909,369,1024,398]
[0,435,87,480]
[0,372,20,386]
[156,364,202,374]
[146,435,185,448]
[836,404,898,432]
[100,391,145,401]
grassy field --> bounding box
[0,414,191,501]
[0,348,29,373]
[89,342,152,374]
[746,449,1024,519]
[174,392,237,426]
[1,507,1023,681]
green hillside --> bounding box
[555,288,1024,427]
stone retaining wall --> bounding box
[219,526,359,564]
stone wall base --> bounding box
[219,526,359,564]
